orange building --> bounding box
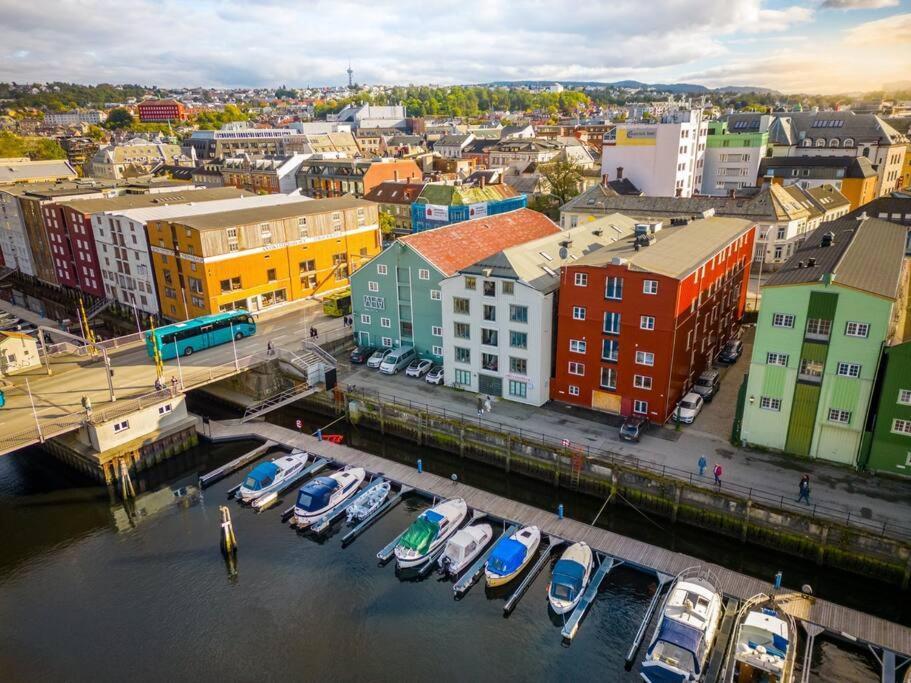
[758,156,879,210]
[147,196,380,320]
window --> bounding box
[455,347,471,363]
[509,305,528,323]
[455,369,471,385]
[766,353,789,366]
[481,353,499,371]
[640,316,655,330]
[510,331,528,349]
[798,358,823,382]
[453,322,471,339]
[267,268,277,282]
[568,361,585,376]
[827,408,851,424]
[360,314,371,324]
[400,321,413,337]
[898,389,911,406]
[572,306,586,321]
[508,380,527,399]
[418,268,430,280]
[481,329,498,346]
[643,280,658,295]
[113,420,130,433]
[568,385,580,396]
[633,400,648,415]
[483,305,496,321]
[509,357,527,374]
[759,396,781,411]
[605,276,623,300]
[772,313,795,328]
[574,272,588,287]
[188,277,203,293]
[633,375,652,390]
[483,280,496,296]
[602,338,619,362]
[260,224,272,244]
[380,317,391,328]
[432,345,443,356]
[220,276,241,292]
[430,290,441,301]
[570,339,586,354]
[836,362,861,378]
[331,212,342,231]
[805,318,831,340]
[502,281,514,295]
[892,419,911,435]
[603,312,620,334]
[845,321,870,338]
[158,404,172,415]
[363,295,385,310]
[382,337,393,348]
[368,281,379,292]
[464,276,476,290]
[600,367,617,390]
[453,298,470,315]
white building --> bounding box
[328,104,407,130]
[0,190,36,275]
[44,109,107,126]
[434,134,475,159]
[600,109,708,198]
[440,216,637,405]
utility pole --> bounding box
[25,378,42,441]
[101,346,116,402]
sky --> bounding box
[1,0,909,94]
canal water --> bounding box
[0,396,890,681]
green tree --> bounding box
[86,124,106,141]
[0,131,65,160]
[540,159,583,205]
[105,107,134,129]
[378,210,397,236]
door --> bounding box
[358,331,370,346]
[591,390,622,414]
[478,374,502,396]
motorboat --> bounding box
[547,542,594,615]
[346,481,391,523]
[236,450,309,503]
[292,466,366,528]
[394,498,468,569]
[721,594,796,683]
[438,523,493,577]
[641,566,724,683]
[484,525,541,588]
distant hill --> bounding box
[484,80,780,96]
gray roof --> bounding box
[848,193,911,225]
[764,216,906,299]
[57,187,246,214]
[758,156,877,179]
[0,159,77,183]
[764,111,904,147]
[435,134,473,148]
[165,195,372,231]
[803,184,851,213]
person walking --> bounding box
[698,455,707,477]
[476,395,484,417]
[154,377,163,392]
[267,340,275,356]
[170,376,178,394]
[797,474,811,505]
[484,395,492,414]
[81,394,92,417]
[712,463,723,489]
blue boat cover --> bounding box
[486,538,527,575]
[645,617,704,674]
[550,559,585,601]
[296,476,339,511]
[243,461,279,490]
[424,510,444,523]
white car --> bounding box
[366,348,391,369]
[674,392,704,424]
[405,358,433,378]
[425,365,444,385]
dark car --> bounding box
[349,345,376,364]
[718,339,743,364]
[619,415,648,442]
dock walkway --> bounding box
[203,418,911,656]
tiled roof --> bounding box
[364,181,426,204]
[166,195,371,231]
[399,208,560,276]
[803,184,851,212]
[416,182,518,206]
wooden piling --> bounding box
[219,505,237,556]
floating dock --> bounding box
[199,440,275,488]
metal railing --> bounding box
[343,385,911,543]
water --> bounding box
[0,397,886,681]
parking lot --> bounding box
[690,326,754,441]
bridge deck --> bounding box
[204,419,911,657]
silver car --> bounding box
[366,348,391,369]
[425,365,444,385]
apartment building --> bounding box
[87,140,189,180]
[488,138,563,173]
[43,110,107,126]
[551,216,755,422]
[221,154,308,194]
[0,158,77,185]
[136,99,187,122]
[758,156,878,210]
[701,117,770,196]
[410,182,526,232]
[147,196,379,320]
[363,181,426,235]
[296,158,422,199]
[187,126,306,160]
[600,109,708,198]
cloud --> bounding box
[845,12,911,44]
[821,0,899,9]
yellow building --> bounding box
[147,196,380,320]
[902,146,911,190]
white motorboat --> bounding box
[236,450,309,503]
[547,542,594,615]
[394,498,468,569]
[438,523,493,577]
[345,481,391,523]
[722,594,796,683]
[292,466,366,528]
[484,525,541,588]
[641,566,724,682]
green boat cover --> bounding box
[398,516,440,555]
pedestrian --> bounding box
[170,376,178,393]
[267,340,275,356]
[313,325,319,339]
[698,455,707,477]
[476,395,483,417]
[154,377,163,392]
[81,394,92,416]
[713,463,723,488]
[484,395,492,414]
[797,474,811,505]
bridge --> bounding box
[0,303,345,457]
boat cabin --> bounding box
[487,538,526,575]
[244,462,279,492]
[646,618,705,678]
[296,477,340,511]
[734,610,790,682]
[550,560,585,602]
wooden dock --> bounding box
[204,419,911,656]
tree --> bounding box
[86,125,106,141]
[105,107,134,129]
[0,131,65,160]
[540,159,583,205]
[378,210,397,236]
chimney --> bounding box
[807,257,817,267]
[602,173,609,187]
[480,175,486,188]
[393,169,399,181]
[616,166,624,180]
[857,211,868,221]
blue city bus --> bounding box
[146,310,257,360]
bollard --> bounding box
[774,570,783,589]
[557,503,564,519]
[417,458,423,473]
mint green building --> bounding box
[862,341,911,476]
[739,216,909,466]
[702,115,770,196]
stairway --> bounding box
[86,299,114,320]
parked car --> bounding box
[674,392,704,424]
[425,365,444,385]
[619,415,648,442]
[718,339,743,364]
[405,358,433,378]
[366,348,392,369]
[379,346,416,375]
[349,345,376,364]
[692,369,720,402]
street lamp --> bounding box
[229,321,239,371]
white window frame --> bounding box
[113,420,130,433]
[642,280,658,295]
[633,375,652,390]
[574,272,588,287]
[836,362,861,378]
[568,361,585,376]
[640,315,655,331]
[432,345,443,356]
[766,352,789,366]
[431,325,442,336]
[827,408,851,424]
[569,339,587,354]
[898,389,911,406]
[380,317,391,328]
[382,336,393,348]
[845,321,870,338]
[360,314,371,324]
[772,313,795,328]
[430,289,441,300]
[572,306,586,321]
[635,351,655,366]
[368,281,379,292]
[158,404,172,415]
[377,264,388,275]
[418,268,430,280]
[568,385,580,397]
[633,400,648,415]
[759,396,781,411]
[891,419,911,435]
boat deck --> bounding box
[203,418,911,656]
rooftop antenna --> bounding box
[347,60,354,88]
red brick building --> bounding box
[137,99,187,122]
[550,216,756,422]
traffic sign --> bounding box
[561,438,570,447]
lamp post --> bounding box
[174,338,185,389]
[101,346,116,402]
[229,321,239,371]
[25,378,42,441]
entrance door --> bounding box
[358,331,370,346]
[478,374,503,396]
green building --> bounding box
[863,342,911,476]
[739,215,909,466]
[702,117,770,196]
[350,208,560,363]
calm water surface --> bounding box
[0,396,887,682]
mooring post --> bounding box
[774,570,783,590]
[557,503,564,519]
[417,458,423,474]
[219,505,237,556]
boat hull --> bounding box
[293,469,366,527]
[548,542,594,615]
[237,454,308,502]
[394,499,468,569]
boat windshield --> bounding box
[243,461,279,491]
[244,476,260,490]
[550,582,576,601]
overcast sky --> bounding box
[1,0,909,93]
